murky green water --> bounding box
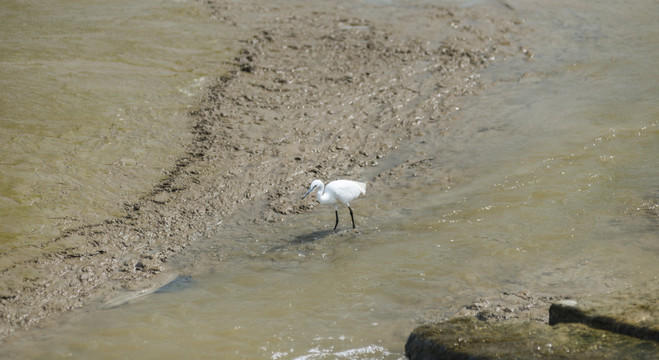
[0,0,233,251]
[2,0,658,359]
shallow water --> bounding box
[2,0,658,358]
[0,0,233,250]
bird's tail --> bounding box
[356,181,367,195]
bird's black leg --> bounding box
[333,210,339,231]
[349,207,356,228]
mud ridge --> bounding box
[0,0,526,343]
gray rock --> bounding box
[406,280,659,359]
[549,292,659,342]
[406,317,658,359]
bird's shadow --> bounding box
[290,229,334,244]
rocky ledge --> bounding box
[406,280,659,359]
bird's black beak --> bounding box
[302,187,313,199]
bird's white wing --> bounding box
[327,180,366,204]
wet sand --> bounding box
[0,0,527,342]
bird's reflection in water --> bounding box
[291,229,333,244]
[262,230,332,256]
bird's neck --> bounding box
[316,188,329,203]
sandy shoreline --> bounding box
[0,0,527,343]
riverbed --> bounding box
[1,0,657,358]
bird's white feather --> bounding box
[324,180,366,205]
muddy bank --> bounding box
[0,0,526,343]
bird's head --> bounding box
[302,179,323,199]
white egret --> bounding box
[302,179,366,231]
